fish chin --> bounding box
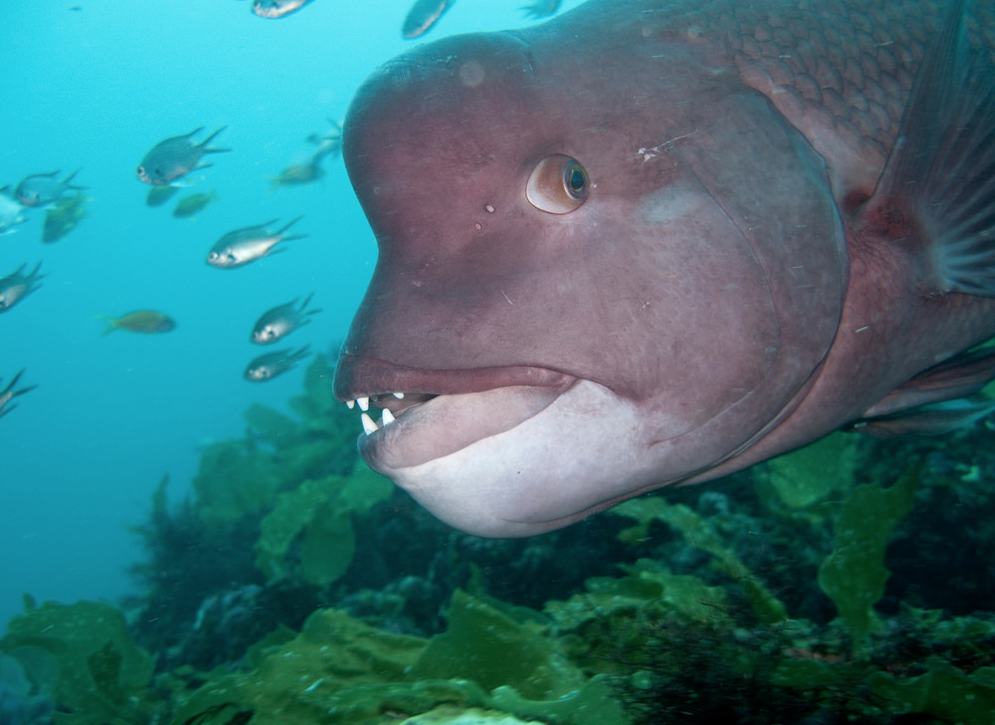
[359,379,663,537]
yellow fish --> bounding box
[99,310,176,336]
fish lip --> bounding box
[334,354,578,470]
[333,353,574,401]
[355,378,579,472]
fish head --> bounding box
[335,24,847,536]
[251,323,281,344]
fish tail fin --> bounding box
[281,234,308,242]
[201,125,230,154]
[864,0,995,296]
[63,169,86,189]
[276,215,305,236]
[300,292,315,309]
[95,315,118,336]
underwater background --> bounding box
[3,2,995,724]
[0,0,583,631]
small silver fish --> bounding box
[244,345,311,381]
[251,0,314,18]
[0,262,45,313]
[207,216,306,269]
[251,293,322,344]
[137,127,229,186]
[0,187,27,236]
[0,369,37,420]
[15,170,86,207]
[402,0,454,38]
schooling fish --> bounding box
[402,0,453,39]
[244,345,311,381]
[206,216,306,269]
[173,189,218,219]
[137,127,229,186]
[0,187,27,236]
[0,262,45,314]
[15,170,86,207]
[0,369,36,420]
[99,310,176,335]
[250,293,322,344]
[251,0,314,18]
[268,161,323,190]
[146,185,181,208]
[42,192,90,243]
[334,0,995,537]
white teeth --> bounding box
[346,400,355,410]
[381,408,395,426]
[393,391,404,399]
[357,396,370,411]
[361,412,379,435]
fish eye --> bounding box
[526,154,590,214]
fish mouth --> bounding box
[335,355,576,471]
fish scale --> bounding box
[650,0,990,179]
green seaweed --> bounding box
[254,463,393,585]
[758,431,856,511]
[410,589,584,700]
[817,465,919,651]
[612,497,788,624]
[0,600,159,725]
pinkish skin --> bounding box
[334,0,995,536]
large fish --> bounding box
[333,0,995,537]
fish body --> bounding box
[251,293,322,344]
[0,263,45,313]
[268,162,323,190]
[334,0,995,536]
[173,189,218,218]
[207,216,306,268]
[0,187,27,236]
[99,310,176,335]
[251,0,313,18]
[244,345,311,381]
[15,170,85,207]
[137,126,229,186]
[402,0,453,38]
[0,369,36,420]
[43,192,90,243]
[146,185,181,207]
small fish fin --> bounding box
[851,399,995,438]
[192,162,215,173]
[62,169,86,189]
[860,344,995,419]
[864,0,995,295]
[300,292,314,309]
[275,215,305,236]
[262,246,288,259]
[200,125,230,153]
[280,234,308,242]
[185,126,205,138]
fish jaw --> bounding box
[354,380,654,536]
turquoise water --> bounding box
[0,0,581,631]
